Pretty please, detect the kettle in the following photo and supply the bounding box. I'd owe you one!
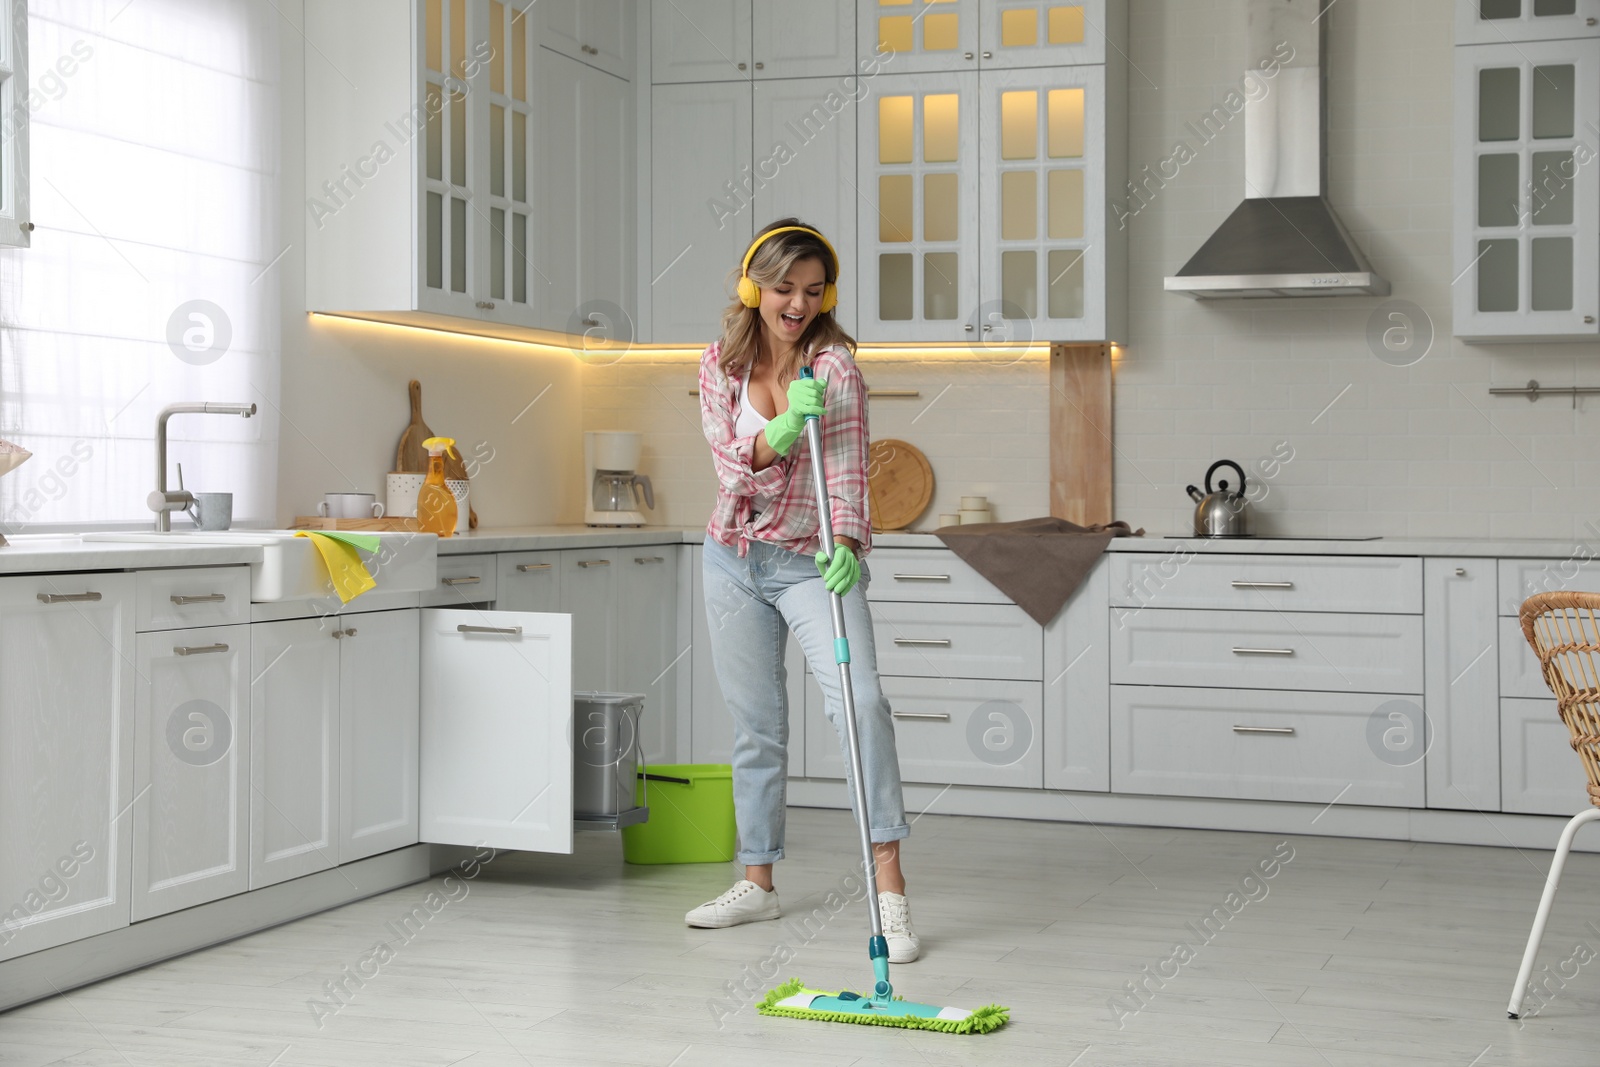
[1186,459,1250,537]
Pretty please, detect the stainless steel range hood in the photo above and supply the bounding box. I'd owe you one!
[1164,0,1388,299]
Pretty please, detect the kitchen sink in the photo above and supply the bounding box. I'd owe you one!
[78,530,438,602]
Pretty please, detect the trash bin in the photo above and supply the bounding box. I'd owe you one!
[621,764,736,864]
[572,692,645,819]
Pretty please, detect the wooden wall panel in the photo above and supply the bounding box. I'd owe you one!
[1049,342,1113,526]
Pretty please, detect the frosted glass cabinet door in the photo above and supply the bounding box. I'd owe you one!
[1455,0,1600,45]
[477,0,541,329]
[752,77,859,335]
[859,0,980,74]
[1453,39,1600,340]
[857,71,981,341]
[416,0,488,321]
[979,65,1105,341]
[979,0,1108,68]
[652,0,751,82]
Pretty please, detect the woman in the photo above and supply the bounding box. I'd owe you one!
[686,219,919,963]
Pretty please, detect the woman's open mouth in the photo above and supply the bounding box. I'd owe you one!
[780,312,805,330]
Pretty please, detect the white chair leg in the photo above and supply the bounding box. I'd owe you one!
[1507,806,1600,1018]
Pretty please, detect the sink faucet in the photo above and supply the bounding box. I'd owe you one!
[148,402,257,531]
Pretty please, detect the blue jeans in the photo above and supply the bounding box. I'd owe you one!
[702,537,909,865]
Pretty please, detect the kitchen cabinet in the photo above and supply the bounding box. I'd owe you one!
[1453,38,1600,341]
[652,0,854,84]
[423,553,499,607]
[561,547,622,691]
[495,549,562,611]
[305,0,635,341]
[419,608,574,853]
[132,625,250,922]
[0,574,135,963]
[1455,0,1600,45]
[616,548,685,767]
[1423,559,1501,812]
[539,0,633,80]
[859,0,1111,74]
[339,609,422,863]
[1044,554,1110,792]
[249,616,341,890]
[134,566,251,631]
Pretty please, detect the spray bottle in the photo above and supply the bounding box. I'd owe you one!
[417,436,458,537]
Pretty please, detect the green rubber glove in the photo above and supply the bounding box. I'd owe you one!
[762,377,827,457]
[815,542,860,597]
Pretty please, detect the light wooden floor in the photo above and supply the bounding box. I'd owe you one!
[3,808,1600,1066]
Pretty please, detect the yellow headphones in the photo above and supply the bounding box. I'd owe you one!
[737,225,839,314]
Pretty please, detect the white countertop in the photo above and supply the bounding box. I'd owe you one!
[0,535,263,574]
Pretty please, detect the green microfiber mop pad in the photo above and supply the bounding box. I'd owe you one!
[757,977,1010,1035]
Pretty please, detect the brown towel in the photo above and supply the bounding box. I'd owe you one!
[934,517,1144,626]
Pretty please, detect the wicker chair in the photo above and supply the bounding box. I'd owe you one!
[1507,592,1600,1019]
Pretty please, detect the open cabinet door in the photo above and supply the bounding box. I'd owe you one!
[419,609,573,853]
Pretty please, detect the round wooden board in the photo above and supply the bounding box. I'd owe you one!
[867,439,934,532]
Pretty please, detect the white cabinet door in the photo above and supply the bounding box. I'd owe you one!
[1423,559,1501,811]
[752,77,859,336]
[859,0,980,74]
[979,0,1110,68]
[339,609,421,863]
[496,550,562,611]
[616,549,684,766]
[479,0,543,328]
[652,0,751,82]
[979,64,1107,341]
[249,617,340,890]
[1044,555,1109,791]
[752,0,855,78]
[1455,0,1600,44]
[0,575,135,962]
[1501,696,1586,815]
[538,49,636,340]
[540,0,634,80]
[132,625,250,922]
[419,608,573,853]
[1453,39,1600,341]
[857,71,981,341]
[651,81,754,342]
[561,548,620,691]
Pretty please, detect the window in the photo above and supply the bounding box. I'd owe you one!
[0,0,29,248]
[0,0,280,530]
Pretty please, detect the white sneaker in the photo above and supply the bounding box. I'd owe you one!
[878,891,921,963]
[685,880,781,929]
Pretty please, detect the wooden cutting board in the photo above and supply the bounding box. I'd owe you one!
[866,438,933,532]
[394,379,477,527]
[292,516,424,532]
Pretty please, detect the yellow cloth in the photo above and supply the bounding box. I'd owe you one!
[294,531,377,603]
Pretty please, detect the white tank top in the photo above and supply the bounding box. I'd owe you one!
[735,368,770,440]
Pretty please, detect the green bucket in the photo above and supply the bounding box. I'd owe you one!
[622,764,736,864]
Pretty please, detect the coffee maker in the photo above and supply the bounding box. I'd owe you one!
[584,430,654,527]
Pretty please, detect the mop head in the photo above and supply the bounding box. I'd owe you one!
[758,978,1009,1034]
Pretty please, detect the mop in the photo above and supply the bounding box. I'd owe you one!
[756,368,1010,1036]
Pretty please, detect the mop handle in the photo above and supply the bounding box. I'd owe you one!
[799,368,887,952]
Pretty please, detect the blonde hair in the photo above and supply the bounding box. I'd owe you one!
[716,217,856,383]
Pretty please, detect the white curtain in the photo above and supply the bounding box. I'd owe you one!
[0,0,280,530]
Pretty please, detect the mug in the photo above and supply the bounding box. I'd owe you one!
[386,472,426,519]
[318,492,384,519]
[185,492,233,531]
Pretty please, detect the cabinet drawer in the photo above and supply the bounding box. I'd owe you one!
[805,675,1041,789]
[1501,697,1586,816]
[495,550,561,612]
[1111,685,1425,807]
[422,554,497,607]
[871,602,1041,681]
[1499,617,1548,699]
[865,548,1010,605]
[136,567,251,631]
[1112,609,1423,695]
[1109,554,1421,614]
[1498,558,1600,616]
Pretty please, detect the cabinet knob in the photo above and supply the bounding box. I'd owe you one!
[582,317,600,327]
[982,324,992,332]
[1585,315,1595,324]
[1589,17,1597,25]
[1455,567,1467,577]
[582,44,597,55]
[964,324,974,332]
[755,61,764,70]
[964,51,974,60]
[476,300,496,310]
[982,51,992,59]
[737,62,747,70]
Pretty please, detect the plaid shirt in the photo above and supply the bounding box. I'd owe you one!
[699,342,872,559]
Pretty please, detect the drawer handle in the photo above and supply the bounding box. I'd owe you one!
[458,624,522,636]
[442,576,482,586]
[892,711,952,722]
[577,559,611,568]
[332,627,358,639]
[635,556,664,564]
[38,592,102,604]
[1233,725,1296,736]
[893,638,952,647]
[175,643,229,656]
[170,593,227,605]
[893,574,951,582]
[516,562,552,572]
[1232,647,1295,657]
[1231,581,1294,590]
